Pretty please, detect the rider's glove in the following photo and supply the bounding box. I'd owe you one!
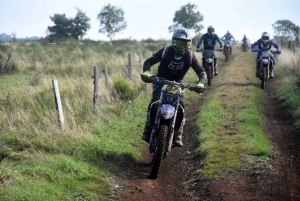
[276,50,281,54]
[141,71,152,83]
[193,82,205,93]
[142,71,151,77]
[197,82,204,88]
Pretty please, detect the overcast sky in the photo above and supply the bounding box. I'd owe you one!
[1,0,300,43]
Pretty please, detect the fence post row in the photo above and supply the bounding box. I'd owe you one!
[52,79,65,130]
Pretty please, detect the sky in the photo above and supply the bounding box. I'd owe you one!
[1,0,300,43]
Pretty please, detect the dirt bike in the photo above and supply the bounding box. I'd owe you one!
[141,75,204,179]
[197,48,222,86]
[254,49,278,89]
[242,40,249,52]
[222,39,235,61]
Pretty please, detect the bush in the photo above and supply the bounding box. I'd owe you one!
[113,78,140,101]
[140,38,156,43]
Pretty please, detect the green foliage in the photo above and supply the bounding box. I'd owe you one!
[140,38,156,43]
[272,19,300,43]
[168,3,204,34]
[48,13,73,40]
[97,4,127,41]
[71,8,91,40]
[113,78,141,101]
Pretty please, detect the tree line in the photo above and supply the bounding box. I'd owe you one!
[272,20,300,46]
[45,3,299,44]
[45,3,204,42]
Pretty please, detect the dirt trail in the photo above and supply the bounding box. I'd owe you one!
[117,48,300,201]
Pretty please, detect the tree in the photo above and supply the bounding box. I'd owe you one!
[272,20,300,45]
[47,14,72,40]
[11,31,17,42]
[168,3,204,34]
[97,4,127,41]
[71,8,91,40]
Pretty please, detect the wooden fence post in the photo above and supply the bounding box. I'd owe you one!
[139,54,143,73]
[127,53,132,79]
[293,43,296,54]
[93,66,99,113]
[104,64,109,90]
[52,79,65,130]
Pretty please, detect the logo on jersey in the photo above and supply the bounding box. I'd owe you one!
[168,61,184,72]
[206,38,214,47]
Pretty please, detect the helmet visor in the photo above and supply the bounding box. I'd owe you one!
[262,36,269,40]
[173,39,191,50]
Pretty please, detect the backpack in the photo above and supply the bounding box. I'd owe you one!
[161,46,193,67]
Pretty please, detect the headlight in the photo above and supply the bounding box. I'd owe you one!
[160,104,175,119]
[262,59,269,64]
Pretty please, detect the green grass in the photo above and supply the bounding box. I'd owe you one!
[238,89,270,156]
[0,98,148,200]
[0,41,156,200]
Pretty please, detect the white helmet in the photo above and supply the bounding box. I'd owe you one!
[261,32,270,44]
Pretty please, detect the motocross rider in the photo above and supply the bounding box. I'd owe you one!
[196,25,223,75]
[141,28,207,147]
[242,35,249,45]
[221,30,235,54]
[251,32,281,78]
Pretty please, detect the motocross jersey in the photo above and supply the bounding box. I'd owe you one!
[196,33,223,50]
[143,46,206,83]
[251,39,280,51]
[242,38,249,43]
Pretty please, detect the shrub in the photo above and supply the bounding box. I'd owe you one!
[113,78,140,101]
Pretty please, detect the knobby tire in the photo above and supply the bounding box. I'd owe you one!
[207,64,212,86]
[150,124,168,179]
[261,66,268,89]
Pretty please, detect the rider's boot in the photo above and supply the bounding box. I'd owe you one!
[270,65,275,78]
[230,46,232,54]
[141,112,151,143]
[173,118,185,147]
[214,58,218,75]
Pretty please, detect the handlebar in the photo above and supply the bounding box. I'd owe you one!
[141,75,205,93]
[252,48,279,54]
[196,48,223,52]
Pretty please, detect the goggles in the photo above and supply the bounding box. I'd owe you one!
[173,39,191,50]
[262,36,269,40]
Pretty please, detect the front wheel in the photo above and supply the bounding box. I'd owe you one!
[206,64,212,86]
[260,66,268,89]
[150,124,168,179]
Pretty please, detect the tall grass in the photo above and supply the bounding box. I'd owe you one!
[0,41,157,200]
[275,48,300,127]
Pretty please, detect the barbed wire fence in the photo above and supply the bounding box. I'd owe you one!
[50,53,144,129]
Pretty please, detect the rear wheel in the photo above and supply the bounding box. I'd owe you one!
[150,124,168,179]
